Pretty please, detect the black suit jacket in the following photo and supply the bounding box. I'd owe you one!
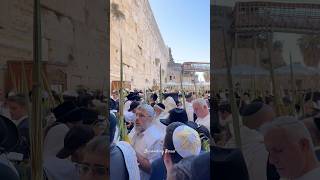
[0,162,19,180]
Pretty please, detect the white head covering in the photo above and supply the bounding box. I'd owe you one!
[163,96,177,113]
[124,111,136,123]
[124,101,132,112]
[172,125,201,158]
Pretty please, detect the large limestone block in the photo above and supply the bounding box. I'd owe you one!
[74,22,92,53]
[85,0,107,32]
[48,40,74,64]
[41,0,65,15]
[0,0,10,29]
[43,10,74,45]
[63,0,86,23]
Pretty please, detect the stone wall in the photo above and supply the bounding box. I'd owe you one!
[0,0,108,92]
[110,0,169,89]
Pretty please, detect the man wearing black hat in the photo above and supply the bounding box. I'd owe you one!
[56,125,95,163]
[124,101,140,132]
[160,107,188,126]
[150,93,158,107]
[44,101,83,158]
[7,94,30,160]
[123,92,141,114]
[43,125,94,180]
[150,108,210,180]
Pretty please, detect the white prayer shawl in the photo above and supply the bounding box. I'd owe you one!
[163,97,177,114]
[124,101,132,114]
[128,124,164,180]
[225,126,268,180]
[43,123,69,158]
[153,112,168,136]
[116,141,141,180]
[113,126,120,143]
[185,102,194,122]
[195,114,210,131]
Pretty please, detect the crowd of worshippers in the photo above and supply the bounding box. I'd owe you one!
[0,89,108,180]
[209,90,320,180]
[110,90,211,180]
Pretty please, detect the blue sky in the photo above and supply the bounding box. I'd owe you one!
[149,0,210,63]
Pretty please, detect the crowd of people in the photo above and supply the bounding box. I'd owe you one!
[110,89,211,180]
[210,89,320,180]
[2,85,320,179]
[0,88,108,180]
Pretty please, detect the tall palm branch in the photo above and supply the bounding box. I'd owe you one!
[111,2,129,141]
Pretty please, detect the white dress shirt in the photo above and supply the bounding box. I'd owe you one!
[195,114,210,131]
[128,124,164,180]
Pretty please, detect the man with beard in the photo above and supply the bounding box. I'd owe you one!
[128,103,164,180]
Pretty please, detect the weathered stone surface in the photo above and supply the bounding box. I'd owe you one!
[43,10,74,45]
[111,0,169,89]
[0,0,108,91]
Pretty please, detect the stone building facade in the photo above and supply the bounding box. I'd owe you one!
[212,3,320,91]
[110,0,169,90]
[0,0,108,92]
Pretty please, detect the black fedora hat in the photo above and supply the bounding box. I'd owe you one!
[150,93,158,101]
[81,108,98,125]
[160,108,188,126]
[127,92,139,101]
[185,93,192,99]
[56,125,95,159]
[128,101,140,112]
[52,101,81,123]
[0,115,19,152]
